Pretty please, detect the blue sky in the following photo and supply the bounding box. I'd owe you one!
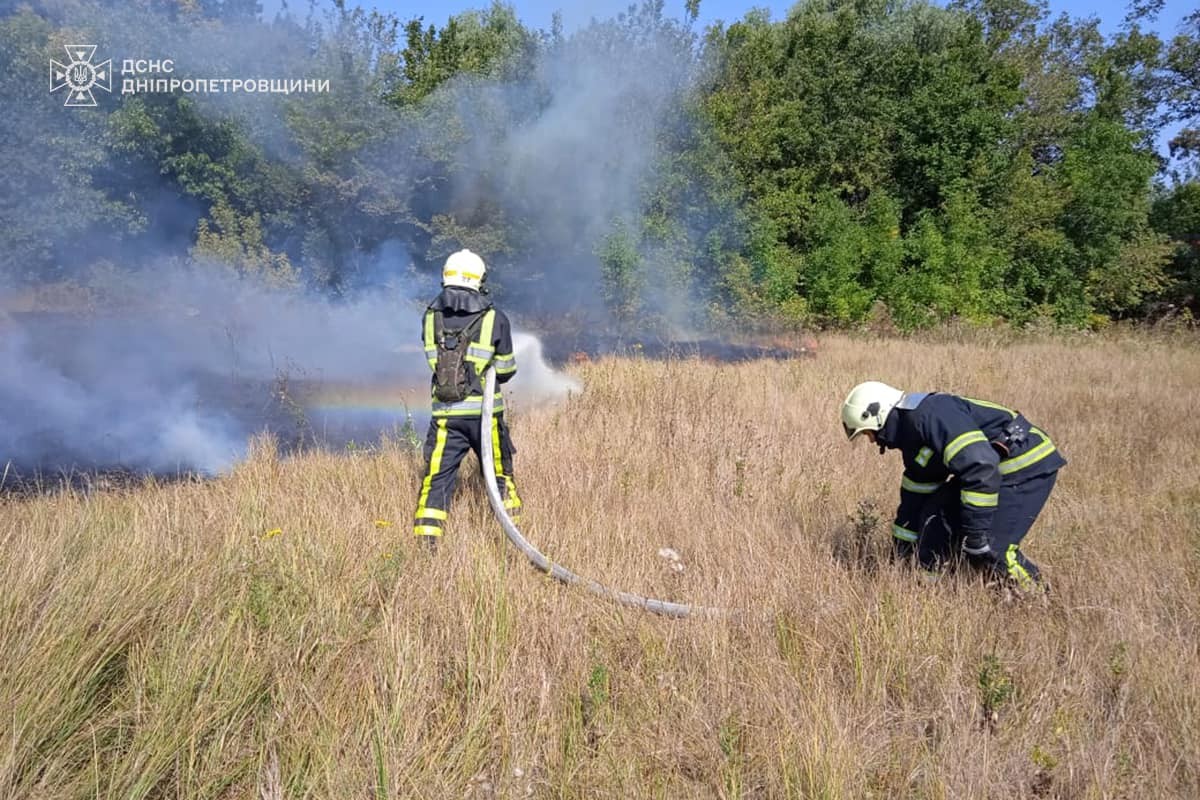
[279,0,1194,38]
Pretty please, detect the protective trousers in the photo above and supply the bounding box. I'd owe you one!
[413,414,522,538]
[897,472,1057,588]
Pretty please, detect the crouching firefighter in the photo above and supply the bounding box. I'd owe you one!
[840,382,1065,590]
[412,249,521,550]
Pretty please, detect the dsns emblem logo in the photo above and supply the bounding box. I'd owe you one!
[50,45,112,107]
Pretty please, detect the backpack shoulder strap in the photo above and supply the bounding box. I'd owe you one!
[465,309,498,373]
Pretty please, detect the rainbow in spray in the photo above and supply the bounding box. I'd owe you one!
[302,380,431,443]
[305,380,429,416]
[298,334,581,445]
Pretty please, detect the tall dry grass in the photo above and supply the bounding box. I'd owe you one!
[1,333,1198,799]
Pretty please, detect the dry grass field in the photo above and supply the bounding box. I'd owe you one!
[2,332,1198,799]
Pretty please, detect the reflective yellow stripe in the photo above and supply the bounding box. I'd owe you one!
[415,419,447,521]
[966,397,1017,418]
[490,415,504,486]
[914,446,933,467]
[423,312,436,368]
[961,490,999,508]
[943,431,988,466]
[1005,544,1035,589]
[901,475,941,494]
[999,430,1057,476]
[431,393,505,417]
[434,409,505,417]
[892,523,918,543]
[477,309,496,357]
[494,419,522,511]
[493,353,516,374]
[415,507,447,521]
[414,525,443,537]
[490,416,521,511]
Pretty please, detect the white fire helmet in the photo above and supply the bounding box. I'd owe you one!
[841,381,905,441]
[442,248,487,291]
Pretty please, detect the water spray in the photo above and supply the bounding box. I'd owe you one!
[479,366,725,619]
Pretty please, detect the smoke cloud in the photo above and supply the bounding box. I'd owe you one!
[2,270,419,473]
[0,0,707,475]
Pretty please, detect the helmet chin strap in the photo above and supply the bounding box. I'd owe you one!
[872,409,889,453]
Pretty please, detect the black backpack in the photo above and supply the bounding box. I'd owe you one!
[432,310,489,403]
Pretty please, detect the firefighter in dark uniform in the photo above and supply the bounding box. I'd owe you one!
[412,249,521,548]
[841,381,1065,589]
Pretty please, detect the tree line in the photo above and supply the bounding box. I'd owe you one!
[1,0,1198,330]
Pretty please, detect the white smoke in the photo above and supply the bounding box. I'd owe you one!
[0,269,582,474]
[507,332,583,409]
[0,1,707,475]
[1,264,411,473]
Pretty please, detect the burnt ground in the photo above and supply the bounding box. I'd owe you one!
[0,464,207,501]
[536,331,816,365]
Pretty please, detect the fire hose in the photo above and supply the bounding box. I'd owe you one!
[480,366,724,619]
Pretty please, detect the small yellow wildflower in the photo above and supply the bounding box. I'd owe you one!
[263,528,283,539]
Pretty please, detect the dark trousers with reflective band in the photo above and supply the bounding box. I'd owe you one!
[896,472,1057,586]
[413,414,521,537]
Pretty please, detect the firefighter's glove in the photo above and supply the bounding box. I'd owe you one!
[962,534,997,568]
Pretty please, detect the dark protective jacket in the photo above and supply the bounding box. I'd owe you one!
[875,392,1066,549]
[421,287,517,418]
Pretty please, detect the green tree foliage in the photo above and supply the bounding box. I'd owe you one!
[699,0,1031,325]
[388,2,541,108]
[697,0,1187,328]
[192,201,299,287]
[1,0,1197,330]
[0,10,142,283]
[1150,182,1200,308]
[1164,11,1200,180]
[596,219,643,324]
[1059,117,1171,318]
